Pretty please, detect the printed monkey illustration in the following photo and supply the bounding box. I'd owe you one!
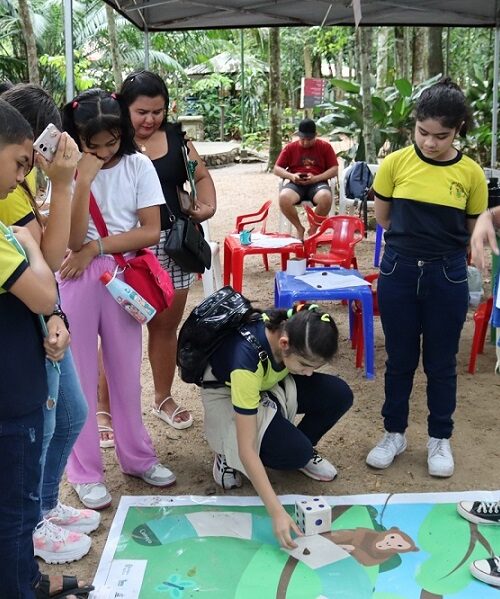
[324,526,419,567]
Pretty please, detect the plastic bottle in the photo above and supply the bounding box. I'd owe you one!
[100,271,156,324]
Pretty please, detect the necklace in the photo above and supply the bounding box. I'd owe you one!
[140,144,147,153]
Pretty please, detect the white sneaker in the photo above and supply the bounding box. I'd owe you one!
[141,463,176,487]
[366,432,407,469]
[470,556,500,587]
[73,482,112,510]
[213,453,242,490]
[299,450,337,481]
[33,519,91,564]
[44,501,101,534]
[427,437,454,477]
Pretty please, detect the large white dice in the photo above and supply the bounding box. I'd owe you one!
[294,496,331,535]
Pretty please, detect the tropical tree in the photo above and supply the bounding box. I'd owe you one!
[0,0,182,104]
[317,74,442,162]
[267,27,281,169]
[17,0,39,83]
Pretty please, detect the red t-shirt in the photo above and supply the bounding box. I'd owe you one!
[275,138,338,176]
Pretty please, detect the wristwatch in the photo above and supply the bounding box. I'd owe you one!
[44,305,70,332]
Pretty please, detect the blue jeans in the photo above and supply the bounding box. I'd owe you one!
[377,247,469,439]
[259,373,353,469]
[40,349,88,515]
[0,407,43,598]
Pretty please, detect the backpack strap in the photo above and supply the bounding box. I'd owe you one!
[200,330,268,389]
[238,327,269,374]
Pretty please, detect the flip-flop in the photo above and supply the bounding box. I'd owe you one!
[152,397,193,430]
[96,411,115,449]
[35,574,94,598]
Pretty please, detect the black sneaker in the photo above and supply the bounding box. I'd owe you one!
[470,556,500,587]
[457,501,500,525]
[212,453,242,490]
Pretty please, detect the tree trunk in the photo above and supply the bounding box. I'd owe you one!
[312,54,321,79]
[358,27,376,162]
[427,27,443,77]
[412,27,428,85]
[105,4,122,89]
[376,27,389,90]
[18,0,39,85]
[303,44,313,118]
[394,26,407,80]
[267,27,282,171]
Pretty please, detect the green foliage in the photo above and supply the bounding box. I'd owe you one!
[315,26,354,63]
[462,62,497,165]
[316,74,441,162]
[415,503,500,595]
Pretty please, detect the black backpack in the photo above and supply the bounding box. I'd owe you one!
[177,286,268,386]
[344,161,374,200]
[344,161,374,235]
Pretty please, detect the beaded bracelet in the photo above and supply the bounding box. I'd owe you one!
[97,237,104,256]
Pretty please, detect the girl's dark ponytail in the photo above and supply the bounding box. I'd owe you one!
[262,302,339,362]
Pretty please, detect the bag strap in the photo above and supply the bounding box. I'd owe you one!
[238,327,269,374]
[180,141,198,202]
[88,191,128,269]
[0,221,60,371]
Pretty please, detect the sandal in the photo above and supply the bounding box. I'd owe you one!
[35,574,94,598]
[152,396,193,430]
[96,411,114,449]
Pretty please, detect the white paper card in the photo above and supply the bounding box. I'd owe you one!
[282,534,350,569]
[295,271,369,290]
[91,560,147,599]
[186,511,252,539]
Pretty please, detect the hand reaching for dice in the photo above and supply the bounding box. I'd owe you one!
[273,508,302,549]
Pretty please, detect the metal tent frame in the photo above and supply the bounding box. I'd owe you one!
[62,0,500,164]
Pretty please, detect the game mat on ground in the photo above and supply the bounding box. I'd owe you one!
[90,491,500,599]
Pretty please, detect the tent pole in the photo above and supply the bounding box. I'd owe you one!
[492,26,499,168]
[144,25,150,69]
[63,0,74,102]
[240,29,245,150]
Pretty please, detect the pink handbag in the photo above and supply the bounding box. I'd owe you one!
[89,192,174,313]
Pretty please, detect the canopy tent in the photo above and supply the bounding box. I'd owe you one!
[97,1,499,31]
[62,0,500,164]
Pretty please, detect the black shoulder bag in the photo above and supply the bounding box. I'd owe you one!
[162,140,212,273]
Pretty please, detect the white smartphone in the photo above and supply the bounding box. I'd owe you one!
[33,123,62,162]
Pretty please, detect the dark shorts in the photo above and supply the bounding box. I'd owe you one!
[282,181,331,204]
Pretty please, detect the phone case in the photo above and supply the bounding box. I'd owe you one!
[33,123,61,161]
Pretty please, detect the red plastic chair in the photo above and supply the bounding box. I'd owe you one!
[304,205,329,242]
[223,201,304,293]
[234,200,272,270]
[351,273,379,368]
[303,215,365,269]
[234,200,272,234]
[468,296,493,374]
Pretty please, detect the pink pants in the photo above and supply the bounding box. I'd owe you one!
[58,256,158,483]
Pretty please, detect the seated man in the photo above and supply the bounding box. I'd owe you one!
[274,118,338,240]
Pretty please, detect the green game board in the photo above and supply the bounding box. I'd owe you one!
[91,492,500,598]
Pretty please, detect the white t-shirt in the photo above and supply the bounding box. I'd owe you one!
[85,152,165,243]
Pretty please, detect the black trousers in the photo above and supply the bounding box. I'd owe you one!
[259,373,353,470]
